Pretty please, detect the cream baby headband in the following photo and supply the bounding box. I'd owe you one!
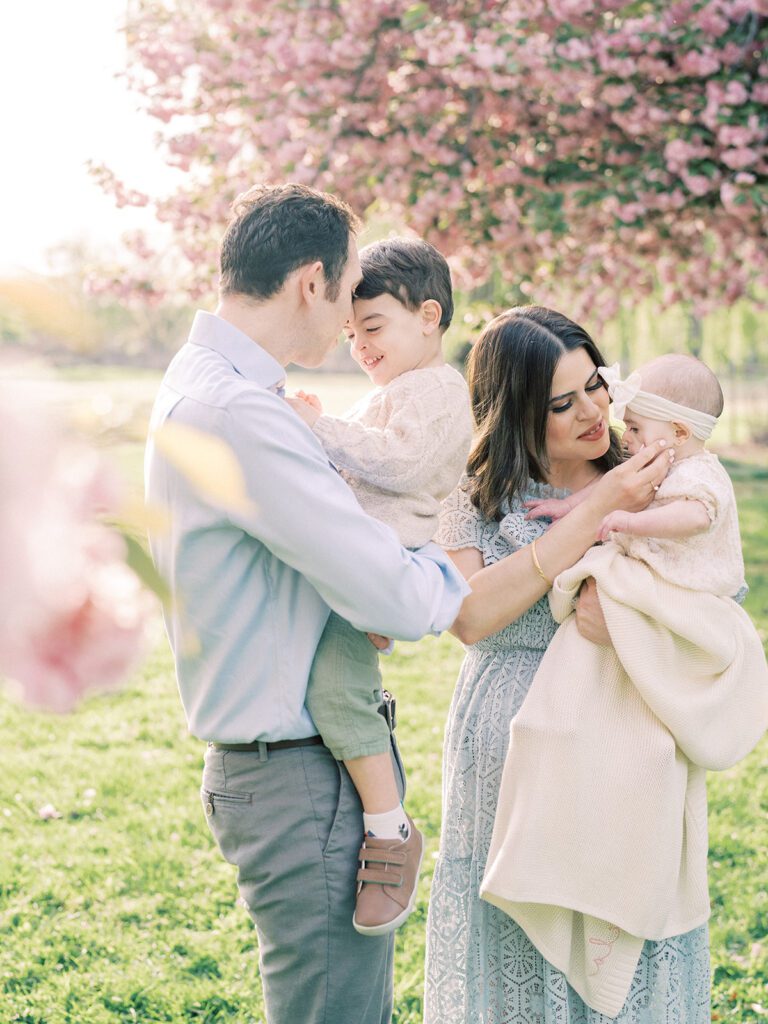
[597,363,718,441]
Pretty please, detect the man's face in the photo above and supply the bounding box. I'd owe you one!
[300,236,361,367]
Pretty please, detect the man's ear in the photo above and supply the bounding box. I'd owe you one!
[297,261,324,306]
[420,299,443,335]
[672,421,692,445]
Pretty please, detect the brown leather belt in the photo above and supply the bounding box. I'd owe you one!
[212,734,324,752]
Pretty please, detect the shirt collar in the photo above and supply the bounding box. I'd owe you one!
[188,310,286,392]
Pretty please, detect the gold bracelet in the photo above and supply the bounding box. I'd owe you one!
[530,538,553,588]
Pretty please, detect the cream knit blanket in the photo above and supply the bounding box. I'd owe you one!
[481,541,768,1018]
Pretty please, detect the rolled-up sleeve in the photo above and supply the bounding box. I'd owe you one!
[224,391,469,639]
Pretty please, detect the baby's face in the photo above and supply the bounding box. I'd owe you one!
[621,410,677,456]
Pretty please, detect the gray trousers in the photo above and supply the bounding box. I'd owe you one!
[201,741,401,1023]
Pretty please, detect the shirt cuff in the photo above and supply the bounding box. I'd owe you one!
[417,541,471,634]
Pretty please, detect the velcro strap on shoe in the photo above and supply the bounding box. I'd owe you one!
[356,866,404,886]
[357,847,408,866]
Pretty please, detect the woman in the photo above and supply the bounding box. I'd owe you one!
[424,307,709,1023]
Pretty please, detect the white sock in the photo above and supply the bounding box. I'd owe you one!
[363,805,410,841]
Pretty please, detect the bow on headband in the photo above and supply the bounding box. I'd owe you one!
[597,363,641,421]
[597,363,718,440]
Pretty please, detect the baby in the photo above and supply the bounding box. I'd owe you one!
[286,237,473,935]
[527,352,745,598]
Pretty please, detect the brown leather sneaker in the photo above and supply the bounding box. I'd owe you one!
[352,815,424,936]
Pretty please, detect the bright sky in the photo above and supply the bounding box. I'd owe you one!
[1,1,179,275]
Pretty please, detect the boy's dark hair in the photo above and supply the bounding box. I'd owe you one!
[219,183,360,301]
[356,237,454,329]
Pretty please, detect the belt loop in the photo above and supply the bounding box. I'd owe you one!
[258,740,268,763]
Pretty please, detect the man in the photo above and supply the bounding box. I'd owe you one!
[145,183,469,1023]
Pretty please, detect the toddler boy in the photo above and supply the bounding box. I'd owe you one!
[287,237,473,934]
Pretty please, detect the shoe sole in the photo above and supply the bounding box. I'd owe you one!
[352,842,425,937]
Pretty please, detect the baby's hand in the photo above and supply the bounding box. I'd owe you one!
[524,496,574,521]
[284,392,321,427]
[597,510,636,542]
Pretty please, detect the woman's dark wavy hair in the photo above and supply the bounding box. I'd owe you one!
[466,306,624,521]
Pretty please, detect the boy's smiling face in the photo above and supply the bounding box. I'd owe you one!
[345,293,443,387]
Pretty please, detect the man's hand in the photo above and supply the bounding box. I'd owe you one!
[284,391,322,427]
[596,510,636,542]
[574,577,611,646]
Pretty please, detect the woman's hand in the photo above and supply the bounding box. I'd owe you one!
[589,440,674,517]
[574,578,611,645]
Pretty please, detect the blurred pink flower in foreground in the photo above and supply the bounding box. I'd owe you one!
[0,389,149,712]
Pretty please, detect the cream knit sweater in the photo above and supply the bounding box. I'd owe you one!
[312,365,473,548]
[481,542,768,1017]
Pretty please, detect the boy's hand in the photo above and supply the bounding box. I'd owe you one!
[295,390,322,412]
[524,495,575,521]
[367,632,394,654]
[597,510,636,542]
[284,392,321,427]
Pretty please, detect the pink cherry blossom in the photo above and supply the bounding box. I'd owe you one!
[90,0,768,322]
[0,392,150,712]
[721,147,759,170]
[717,124,758,148]
[678,50,721,76]
[616,202,645,223]
[723,80,749,105]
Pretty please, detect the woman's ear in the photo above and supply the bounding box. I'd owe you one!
[420,299,443,335]
[672,421,692,446]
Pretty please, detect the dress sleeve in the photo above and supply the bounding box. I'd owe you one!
[654,456,725,525]
[437,478,486,551]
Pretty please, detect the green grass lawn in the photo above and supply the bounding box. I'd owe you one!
[0,359,766,1022]
[1,467,766,1023]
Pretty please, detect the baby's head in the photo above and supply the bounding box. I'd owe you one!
[346,237,453,386]
[615,354,723,458]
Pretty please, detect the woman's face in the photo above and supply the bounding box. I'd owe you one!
[545,347,611,466]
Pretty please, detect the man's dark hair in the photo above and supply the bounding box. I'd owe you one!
[466,306,624,520]
[219,183,360,301]
[355,237,454,329]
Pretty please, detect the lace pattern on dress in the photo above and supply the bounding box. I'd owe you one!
[425,477,711,1024]
[437,477,569,653]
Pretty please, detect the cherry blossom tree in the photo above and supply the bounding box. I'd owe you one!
[101,0,768,321]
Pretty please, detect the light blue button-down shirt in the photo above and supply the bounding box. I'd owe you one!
[145,311,469,743]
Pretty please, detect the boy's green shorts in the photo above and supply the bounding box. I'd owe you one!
[306,611,391,762]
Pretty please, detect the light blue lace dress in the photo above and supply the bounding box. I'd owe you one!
[424,479,710,1024]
